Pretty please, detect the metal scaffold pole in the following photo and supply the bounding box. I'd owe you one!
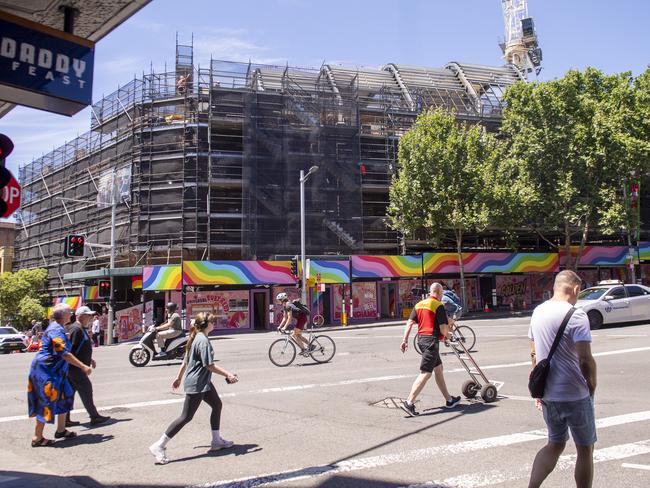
[107,167,117,345]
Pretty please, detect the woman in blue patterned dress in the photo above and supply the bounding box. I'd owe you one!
[28,304,92,447]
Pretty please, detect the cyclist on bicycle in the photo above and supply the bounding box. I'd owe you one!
[276,293,314,356]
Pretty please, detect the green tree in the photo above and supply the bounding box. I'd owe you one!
[0,268,48,328]
[387,109,501,306]
[499,68,650,269]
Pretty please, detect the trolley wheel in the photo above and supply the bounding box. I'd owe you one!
[587,310,603,330]
[480,384,498,403]
[413,333,422,355]
[461,379,479,399]
[129,348,151,367]
[268,338,296,367]
[309,335,336,363]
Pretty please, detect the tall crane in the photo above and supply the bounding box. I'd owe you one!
[500,0,542,77]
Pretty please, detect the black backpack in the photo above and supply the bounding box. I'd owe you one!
[291,299,311,317]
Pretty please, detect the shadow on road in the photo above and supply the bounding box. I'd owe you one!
[53,433,115,447]
[168,443,262,463]
[0,471,189,488]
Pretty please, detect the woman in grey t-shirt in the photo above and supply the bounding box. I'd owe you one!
[149,313,238,464]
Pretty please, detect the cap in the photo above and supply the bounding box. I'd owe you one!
[75,306,97,316]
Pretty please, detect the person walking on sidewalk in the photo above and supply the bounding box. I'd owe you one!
[149,312,238,464]
[65,306,110,427]
[399,283,461,416]
[528,270,597,488]
[91,315,101,347]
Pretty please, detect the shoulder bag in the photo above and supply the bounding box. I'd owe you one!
[528,307,575,398]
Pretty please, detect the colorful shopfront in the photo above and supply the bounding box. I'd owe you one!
[559,246,634,286]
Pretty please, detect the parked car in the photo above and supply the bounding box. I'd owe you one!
[576,280,650,329]
[0,326,28,353]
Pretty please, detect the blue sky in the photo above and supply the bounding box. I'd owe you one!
[1,0,649,176]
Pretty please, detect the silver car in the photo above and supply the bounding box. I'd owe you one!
[576,280,650,329]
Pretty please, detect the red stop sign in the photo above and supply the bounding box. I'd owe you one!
[1,172,21,218]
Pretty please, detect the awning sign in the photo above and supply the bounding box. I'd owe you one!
[0,11,95,116]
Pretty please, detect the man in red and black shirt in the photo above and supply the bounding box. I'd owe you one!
[399,283,461,416]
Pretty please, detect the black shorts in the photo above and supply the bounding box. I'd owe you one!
[418,335,442,373]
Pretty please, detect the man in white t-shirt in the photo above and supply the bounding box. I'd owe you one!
[91,316,101,347]
[527,270,597,488]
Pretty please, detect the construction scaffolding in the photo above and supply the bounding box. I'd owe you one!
[15,40,524,295]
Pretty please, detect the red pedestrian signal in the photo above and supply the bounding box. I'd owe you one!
[98,280,111,298]
[64,235,85,257]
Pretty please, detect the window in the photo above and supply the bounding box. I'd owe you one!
[626,286,647,297]
[608,287,626,299]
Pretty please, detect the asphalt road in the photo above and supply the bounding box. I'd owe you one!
[1,317,649,488]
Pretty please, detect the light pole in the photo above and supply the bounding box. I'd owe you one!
[300,165,319,305]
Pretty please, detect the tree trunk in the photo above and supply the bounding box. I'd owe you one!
[456,230,467,309]
[575,219,590,274]
[563,221,574,271]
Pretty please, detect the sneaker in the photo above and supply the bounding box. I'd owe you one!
[308,344,316,352]
[445,396,461,409]
[399,400,419,417]
[90,415,111,425]
[298,350,309,357]
[210,437,234,450]
[149,443,169,464]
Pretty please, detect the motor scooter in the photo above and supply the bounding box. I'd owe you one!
[129,325,187,367]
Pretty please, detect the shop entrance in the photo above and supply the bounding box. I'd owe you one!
[317,287,332,324]
[379,282,397,319]
[479,276,494,310]
[251,290,268,330]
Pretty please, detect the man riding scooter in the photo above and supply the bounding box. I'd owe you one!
[155,302,183,357]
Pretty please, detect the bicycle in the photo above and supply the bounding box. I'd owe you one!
[413,317,476,354]
[268,322,336,367]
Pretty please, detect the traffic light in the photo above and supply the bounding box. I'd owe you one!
[64,234,85,257]
[0,134,14,217]
[290,256,298,278]
[98,280,111,298]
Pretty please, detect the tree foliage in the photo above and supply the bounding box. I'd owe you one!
[0,268,48,328]
[387,109,502,304]
[499,67,650,269]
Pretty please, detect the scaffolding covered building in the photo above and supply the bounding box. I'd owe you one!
[15,41,525,295]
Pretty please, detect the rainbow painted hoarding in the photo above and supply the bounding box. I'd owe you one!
[351,256,422,279]
[558,246,628,267]
[309,260,350,283]
[423,252,558,274]
[183,261,296,285]
[143,265,182,291]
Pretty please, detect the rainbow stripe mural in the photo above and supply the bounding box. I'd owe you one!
[351,255,422,279]
[53,296,82,309]
[637,242,650,262]
[184,261,297,285]
[424,252,558,274]
[309,260,350,284]
[84,286,99,301]
[143,265,182,291]
[131,275,143,289]
[559,246,628,266]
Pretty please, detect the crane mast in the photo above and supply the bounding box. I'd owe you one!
[500,0,542,77]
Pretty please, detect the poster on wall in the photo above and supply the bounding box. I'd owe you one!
[186,291,249,330]
[352,282,378,319]
[115,304,144,341]
[530,274,555,303]
[495,275,532,310]
[398,279,422,318]
[331,284,345,322]
[143,301,154,331]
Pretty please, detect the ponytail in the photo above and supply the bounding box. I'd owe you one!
[185,312,212,354]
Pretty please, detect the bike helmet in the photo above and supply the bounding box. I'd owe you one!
[276,292,288,302]
[166,302,177,311]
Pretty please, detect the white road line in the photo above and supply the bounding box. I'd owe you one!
[405,440,650,488]
[622,463,650,471]
[187,411,650,488]
[3,345,649,424]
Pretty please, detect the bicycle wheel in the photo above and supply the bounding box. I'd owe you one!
[269,338,296,367]
[454,325,476,351]
[413,333,422,355]
[312,314,324,327]
[309,335,336,363]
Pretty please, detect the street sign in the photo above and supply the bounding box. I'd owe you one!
[1,171,20,217]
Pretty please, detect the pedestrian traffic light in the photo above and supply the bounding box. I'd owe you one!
[0,134,15,217]
[98,280,111,298]
[290,256,298,278]
[64,234,85,257]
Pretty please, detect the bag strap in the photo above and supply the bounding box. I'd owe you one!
[547,307,576,362]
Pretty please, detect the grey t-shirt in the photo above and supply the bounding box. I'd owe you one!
[183,333,214,394]
[528,300,592,402]
[169,312,182,331]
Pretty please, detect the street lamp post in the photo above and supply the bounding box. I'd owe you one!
[299,165,319,305]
